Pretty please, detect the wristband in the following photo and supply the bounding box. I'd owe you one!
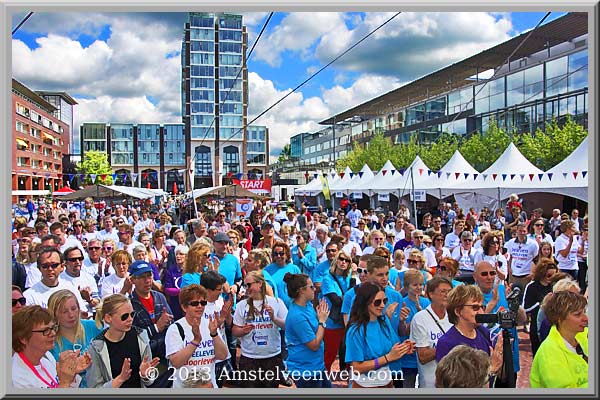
[210,332,218,338]
[190,341,200,347]
[384,355,389,364]
[374,357,380,369]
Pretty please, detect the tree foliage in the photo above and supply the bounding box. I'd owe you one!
[278,144,291,163]
[77,150,114,185]
[336,118,587,173]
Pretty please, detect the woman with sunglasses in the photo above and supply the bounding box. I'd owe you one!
[283,272,331,388]
[100,250,133,299]
[83,219,99,242]
[12,305,91,388]
[434,258,463,289]
[165,284,227,388]
[12,285,26,314]
[396,249,432,295]
[431,233,451,266]
[362,230,393,256]
[451,230,480,284]
[530,291,588,388]
[528,217,554,248]
[69,219,86,245]
[265,241,301,309]
[244,249,276,297]
[474,231,508,282]
[320,250,354,372]
[88,293,161,388]
[48,289,103,387]
[181,242,212,288]
[345,282,413,388]
[522,258,558,356]
[435,285,503,381]
[97,239,117,281]
[232,271,288,388]
[15,236,40,289]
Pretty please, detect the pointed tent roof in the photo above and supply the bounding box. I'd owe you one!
[294,172,325,196]
[329,166,354,191]
[375,155,439,195]
[436,150,480,187]
[480,142,543,176]
[346,164,375,193]
[365,160,397,192]
[546,136,588,177]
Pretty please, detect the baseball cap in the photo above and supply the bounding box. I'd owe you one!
[129,260,153,277]
[261,222,274,231]
[214,232,233,245]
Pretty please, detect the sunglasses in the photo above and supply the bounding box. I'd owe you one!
[414,236,423,239]
[338,258,351,263]
[373,298,389,307]
[103,247,113,251]
[463,239,473,242]
[273,251,285,256]
[326,249,337,253]
[120,311,136,321]
[39,262,61,270]
[435,238,444,242]
[32,324,60,336]
[491,240,500,244]
[74,224,83,227]
[479,270,497,277]
[12,297,26,306]
[18,238,31,244]
[66,256,84,262]
[188,300,208,307]
[463,303,484,311]
[407,259,419,264]
[357,267,368,274]
[88,246,101,250]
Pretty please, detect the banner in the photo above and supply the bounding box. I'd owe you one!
[236,199,253,218]
[378,193,390,202]
[232,178,272,194]
[352,192,363,200]
[335,191,343,198]
[320,175,331,201]
[410,190,427,202]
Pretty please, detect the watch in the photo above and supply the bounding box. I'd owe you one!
[318,322,327,328]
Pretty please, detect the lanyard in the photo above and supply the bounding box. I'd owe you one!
[18,352,59,388]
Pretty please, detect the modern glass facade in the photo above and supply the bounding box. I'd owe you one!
[110,123,134,165]
[164,124,186,166]
[247,125,267,166]
[137,123,161,166]
[82,123,107,152]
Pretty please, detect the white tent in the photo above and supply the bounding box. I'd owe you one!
[373,155,441,198]
[344,164,375,194]
[329,166,353,192]
[294,175,323,197]
[362,160,397,196]
[436,150,480,192]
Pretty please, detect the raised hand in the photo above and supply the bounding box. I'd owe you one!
[208,312,222,335]
[264,304,275,320]
[140,355,161,379]
[385,302,399,320]
[399,302,410,322]
[56,350,79,385]
[114,358,132,387]
[316,298,330,323]
[387,341,411,362]
[74,351,92,373]
[241,323,254,336]
[489,335,504,374]
[220,295,234,320]
[191,318,201,342]
[156,307,173,332]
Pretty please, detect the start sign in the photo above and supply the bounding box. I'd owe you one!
[232,179,272,194]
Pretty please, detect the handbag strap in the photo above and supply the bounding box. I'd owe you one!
[425,308,446,335]
[330,272,349,295]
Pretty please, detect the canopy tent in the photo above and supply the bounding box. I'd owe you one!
[372,155,442,198]
[186,185,264,200]
[328,166,354,192]
[343,164,375,194]
[435,150,480,191]
[294,172,328,197]
[59,185,167,201]
[52,186,76,196]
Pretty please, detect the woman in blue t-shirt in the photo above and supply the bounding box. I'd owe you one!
[345,282,414,388]
[283,272,331,388]
[48,289,103,387]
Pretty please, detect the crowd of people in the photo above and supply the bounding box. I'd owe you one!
[11,195,589,389]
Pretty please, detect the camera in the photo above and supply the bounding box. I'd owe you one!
[475,286,521,330]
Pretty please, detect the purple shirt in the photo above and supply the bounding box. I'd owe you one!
[164,264,184,319]
[435,325,492,362]
[394,239,414,252]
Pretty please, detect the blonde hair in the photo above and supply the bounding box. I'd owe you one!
[329,250,352,277]
[185,242,212,274]
[407,248,426,269]
[248,248,271,269]
[95,293,130,327]
[48,289,85,352]
[403,269,425,289]
[245,271,267,321]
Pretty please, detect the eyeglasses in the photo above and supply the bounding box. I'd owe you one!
[244,281,259,287]
[188,300,208,307]
[273,251,285,256]
[32,324,60,336]
[39,262,61,270]
[66,256,84,262]
[479,270,497,277]
[117,231,129,235]
[74,224,83,227]
[120,311,136,321]
[462,239,473,242]
[491,240,499,245]
[372,298,389,307]
[88,246,101,250]
[414,236,423,239]
[424,242,432,245]
[435,238,444,242]
[534,224,544,227]
[437,265,448,271]
[338,258,351,263]
[103,247,113,251]
[462,304,484,311]
[407,259,419,264]
[357,267,368,274]
[326,249,337,253]
[18,238,31,244]
[12,297,26,306]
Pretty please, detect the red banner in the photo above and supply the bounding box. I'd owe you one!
[233,179,272,194]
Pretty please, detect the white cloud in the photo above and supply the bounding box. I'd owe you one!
[253,12,346,67]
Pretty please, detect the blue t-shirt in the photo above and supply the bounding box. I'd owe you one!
[321,272,352,329]
[345,316,401,372]
[481,284,520,372]
[436,325,492,362]
[313,260,332,285]
[341,283,360,316]
[264,262,301,309]
[285,302,325,375]
[291,244,317,279]
[51,319,103,387]
[260,269,279,298]
[180,272,201,289]
[389,268,400,289]
[392,295,431,369]
[214,253,242,286]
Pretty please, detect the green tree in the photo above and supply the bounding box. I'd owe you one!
[420,132,460,171]
[278,144,291,163]
[518,116,588,170]
[336,132,401,172]
[77,150,114,185]
[460,119,512,171]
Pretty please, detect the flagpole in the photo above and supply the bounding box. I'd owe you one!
[410,165,417,226]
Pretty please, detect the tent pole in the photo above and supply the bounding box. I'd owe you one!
[411,166,417,226]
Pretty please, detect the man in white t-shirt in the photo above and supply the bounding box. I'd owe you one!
[410,277,453,388]
[554,220,581,281]
[310,224,331,263]
[346,202,363,228]
[340,223,363,258]
[165,284,228,388]
[505,223,539,292]
[23,247,88,315]
[444,219,464,252]
[60,246,100,316]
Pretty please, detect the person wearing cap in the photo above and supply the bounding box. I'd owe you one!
[212,209,231,234]
[257,222,277,250]
[451,230,481,284]
[264,212,281,234]
[129,259,173,381]
[282,209,299,231]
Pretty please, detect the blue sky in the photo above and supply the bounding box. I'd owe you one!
[12,11,568,158]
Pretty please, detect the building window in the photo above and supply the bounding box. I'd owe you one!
[195,145,213,176]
